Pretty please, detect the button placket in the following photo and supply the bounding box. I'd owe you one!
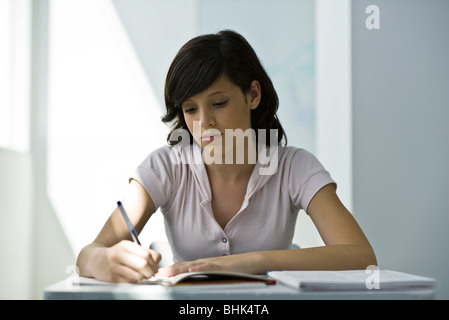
[219,234,230,256]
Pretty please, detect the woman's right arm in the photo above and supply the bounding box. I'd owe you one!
[76,179,161,282]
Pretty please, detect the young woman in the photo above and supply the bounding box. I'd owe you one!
[76,30,377,282]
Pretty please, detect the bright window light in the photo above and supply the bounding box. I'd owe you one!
[0,0,31,152]
[48,0,167,254]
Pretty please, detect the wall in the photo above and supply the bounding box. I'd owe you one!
[352,0,449,299]
[0,149,33,299]
[32,0,75,299]
[111,0,199,108]
[0,148,75,299]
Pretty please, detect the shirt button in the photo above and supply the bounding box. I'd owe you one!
[222,238,228,243]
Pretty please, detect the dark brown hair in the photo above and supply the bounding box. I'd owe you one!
[162,30,287,146]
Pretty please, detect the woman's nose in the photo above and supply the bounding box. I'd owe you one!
[199,107,215,128]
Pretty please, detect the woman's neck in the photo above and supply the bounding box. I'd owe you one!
[205,161,255,184]
[202,133,258,182]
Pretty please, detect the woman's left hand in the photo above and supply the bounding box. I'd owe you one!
[156,252,258,277]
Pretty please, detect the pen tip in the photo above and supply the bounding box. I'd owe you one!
[117,201,121,206]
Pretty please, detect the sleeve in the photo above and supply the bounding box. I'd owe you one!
[287,148,336,212]
[129,146,177,210]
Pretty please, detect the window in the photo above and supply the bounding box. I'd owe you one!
[0,0,31,152]
[47,0,167,253]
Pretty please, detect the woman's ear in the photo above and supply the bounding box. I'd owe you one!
[248,80,261,110]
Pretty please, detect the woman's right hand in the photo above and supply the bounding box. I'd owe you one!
[76,180,159,282]
[85,240,161,283]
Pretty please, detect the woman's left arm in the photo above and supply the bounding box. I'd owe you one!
[158,184,377,276]
[307,183,377,267]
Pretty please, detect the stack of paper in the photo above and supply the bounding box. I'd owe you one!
[267,270,436,291]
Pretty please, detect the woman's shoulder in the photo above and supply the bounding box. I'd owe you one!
[138,144,201,179]
[139,145,178,165]
[278,145,318,163]
[148,145,173,157]
[276,146,327,177]
[136,145,185,180]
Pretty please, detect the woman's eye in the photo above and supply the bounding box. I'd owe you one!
[183,107,196,114]
[213,100,228,108]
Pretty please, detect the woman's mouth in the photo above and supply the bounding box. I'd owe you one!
[202,136,215,143]
[201,131,222,143]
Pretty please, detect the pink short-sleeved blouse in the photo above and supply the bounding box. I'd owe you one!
[131,142,335,263]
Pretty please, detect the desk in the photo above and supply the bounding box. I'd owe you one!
[44,280,435,300]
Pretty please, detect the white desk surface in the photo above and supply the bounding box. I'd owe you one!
[44,279,435,300]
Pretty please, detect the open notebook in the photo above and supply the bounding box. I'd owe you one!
[267,270,436,291]
[77,271,274,286]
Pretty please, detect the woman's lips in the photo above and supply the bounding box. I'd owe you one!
[201,132,222,143]
[202,136,215,142]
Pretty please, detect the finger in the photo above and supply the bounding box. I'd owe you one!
[122,253,155,279]
[188,264,206,272]
[188,261,217,273]
[110,263,145,283]
[157,262,192,277]
[120,240,150,257]
[149,249,162,264]
[120,241,159,274]
[116,241,159,277]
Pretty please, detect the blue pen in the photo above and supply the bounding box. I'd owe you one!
[117,201,141,245]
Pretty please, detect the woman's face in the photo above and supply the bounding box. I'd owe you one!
[181,74,261,151]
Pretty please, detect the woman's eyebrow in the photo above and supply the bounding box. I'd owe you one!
[207,90,227,97]
[183,90,228,104]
